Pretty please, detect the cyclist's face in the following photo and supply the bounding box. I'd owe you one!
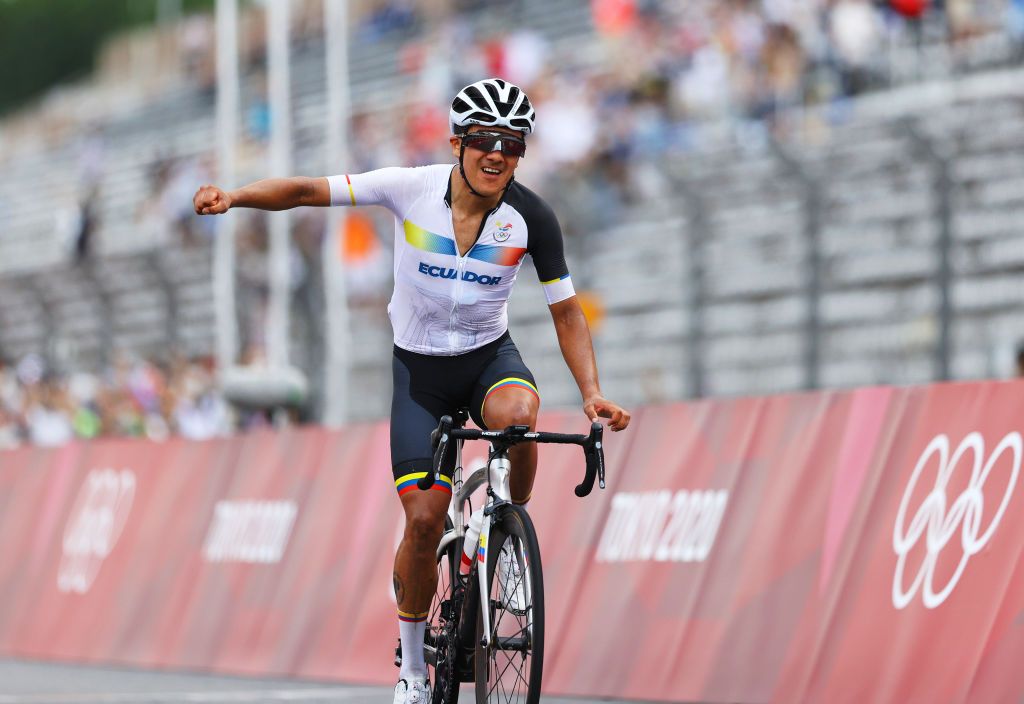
[450,125,523,196]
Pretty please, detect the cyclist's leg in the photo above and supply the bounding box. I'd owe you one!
[391,347,459,683]
[394,486,450,659]
[470,335,539,505]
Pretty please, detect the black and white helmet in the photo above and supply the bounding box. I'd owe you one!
[449,78,536,136]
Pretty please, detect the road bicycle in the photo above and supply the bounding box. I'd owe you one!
[404,409,605,703]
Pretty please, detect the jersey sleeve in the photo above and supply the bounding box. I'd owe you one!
[326,167,422,215]
[526,199,576,305]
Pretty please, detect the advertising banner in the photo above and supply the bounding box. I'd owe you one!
[1,381,1023,702]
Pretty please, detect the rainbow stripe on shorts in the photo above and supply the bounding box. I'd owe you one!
[395,471,453,497]
[481,377,540,420]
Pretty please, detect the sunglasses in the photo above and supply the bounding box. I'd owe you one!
[461,131,527,158]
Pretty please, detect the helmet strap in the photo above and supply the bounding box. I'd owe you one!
[458,142,486,198]
[458,140,514,200]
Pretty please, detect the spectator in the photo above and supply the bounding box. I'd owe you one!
[171,359,231,440]
[73,187,99,263]
[533,78,600,166]
[360,0,419,41]
[0,406,21,450]
[23,379,74,447]
[829,0,884,96]
[338,211,391,303]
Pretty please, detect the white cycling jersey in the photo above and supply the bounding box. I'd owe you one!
[327,164,575,356]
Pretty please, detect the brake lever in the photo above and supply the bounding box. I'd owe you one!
[574,422,604,498]
[420,415,452,491]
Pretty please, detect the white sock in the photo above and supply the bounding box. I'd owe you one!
[399,618,427,680]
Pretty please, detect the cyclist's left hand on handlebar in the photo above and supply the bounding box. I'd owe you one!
[583,395,630,431]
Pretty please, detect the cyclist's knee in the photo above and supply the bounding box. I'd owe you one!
[484,391,538,430]
[402,503,445,550]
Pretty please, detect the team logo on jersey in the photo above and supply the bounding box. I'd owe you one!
[419,262,503,286]
[494,222,513,242]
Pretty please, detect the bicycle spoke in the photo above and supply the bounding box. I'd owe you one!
[494,648,527,689]
[490,652,527,702]
[489,576,530,698]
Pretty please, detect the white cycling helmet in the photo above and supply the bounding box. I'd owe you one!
[449,78,536,136]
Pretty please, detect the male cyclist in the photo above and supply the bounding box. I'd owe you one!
[193,78,630,703]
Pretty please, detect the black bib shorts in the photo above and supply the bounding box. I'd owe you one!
[390,331,538,497]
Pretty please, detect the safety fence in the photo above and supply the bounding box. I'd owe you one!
[1,381,1023,702]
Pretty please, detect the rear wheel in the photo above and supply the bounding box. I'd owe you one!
[474,504,544,704]
[427,518,462,703]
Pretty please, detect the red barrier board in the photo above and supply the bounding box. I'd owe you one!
[1,381,1023,702]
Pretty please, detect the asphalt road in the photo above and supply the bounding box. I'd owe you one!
[0,659,653,704]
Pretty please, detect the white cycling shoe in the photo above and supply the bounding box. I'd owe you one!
[497,546,527,612]
[393,676,431,704]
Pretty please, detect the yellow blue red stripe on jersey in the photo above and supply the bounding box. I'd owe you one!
[404,220,457,255]
[468,244,527,266]
[482,377,539,419]
[395,471,453,497]
[541,273,570,285]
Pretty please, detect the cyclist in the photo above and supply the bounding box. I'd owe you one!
[193,78,630,703]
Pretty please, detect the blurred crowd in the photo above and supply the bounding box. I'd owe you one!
[19,0,1024,262]
[0,353,235,450]
[3,0,1024,448]
[340,0,1024,237]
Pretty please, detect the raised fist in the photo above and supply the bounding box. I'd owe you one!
[193,184,231,215]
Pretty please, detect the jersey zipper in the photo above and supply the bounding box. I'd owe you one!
[447,195,504,350]
[446,203,460,349]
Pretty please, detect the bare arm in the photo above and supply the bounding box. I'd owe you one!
[549,296,631,431]
[193,176,331,215]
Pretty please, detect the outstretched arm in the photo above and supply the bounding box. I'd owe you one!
[193,176,331,215]
[549,296,631,431]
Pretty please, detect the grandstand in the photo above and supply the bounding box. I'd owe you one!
[1,0,1023,432]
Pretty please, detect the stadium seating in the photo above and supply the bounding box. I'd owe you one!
[2,3,1024,428]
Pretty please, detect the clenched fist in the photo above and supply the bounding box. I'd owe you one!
[193,184,232,215]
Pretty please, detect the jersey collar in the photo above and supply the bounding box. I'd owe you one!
[445,166,514,211]
[444,166,454,207]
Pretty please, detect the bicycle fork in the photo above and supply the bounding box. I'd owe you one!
[476,453,511,647]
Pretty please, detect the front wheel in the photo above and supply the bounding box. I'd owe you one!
[475,504,544,704]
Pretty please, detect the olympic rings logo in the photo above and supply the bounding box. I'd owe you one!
[58,469,136,594]
[892,432,1021,609]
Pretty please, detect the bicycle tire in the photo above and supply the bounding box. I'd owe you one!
[474,504,544,704]
[427,518,462,704]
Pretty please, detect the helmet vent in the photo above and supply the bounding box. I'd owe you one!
[483,82,502,104]
[464,86,487,107]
